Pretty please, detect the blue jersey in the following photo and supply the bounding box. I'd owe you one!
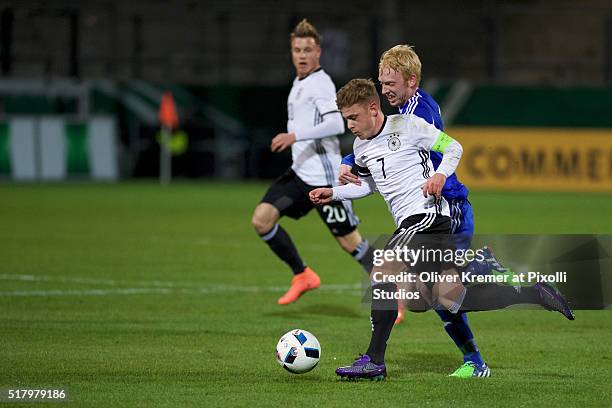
[342,88,468,200]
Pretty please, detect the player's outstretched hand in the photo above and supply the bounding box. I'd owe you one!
[270,133,297,152]
[338,164,361,186]
[421,173,446,198]
[309,188,333,205]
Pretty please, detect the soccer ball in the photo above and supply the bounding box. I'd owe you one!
[276,329,321,374]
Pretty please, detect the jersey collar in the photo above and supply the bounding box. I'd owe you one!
[399,88,421,114]
[298,66,323,81]
[367,115,387,140]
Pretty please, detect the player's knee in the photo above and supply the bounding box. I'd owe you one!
[337,239,356,253]
[251,212,272,235]
[252,203,280,235]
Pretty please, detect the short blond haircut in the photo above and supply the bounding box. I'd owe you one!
[336,78,380,110]
[290,18,321,45]
[379,45,422,84]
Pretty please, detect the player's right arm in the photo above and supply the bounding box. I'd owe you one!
[293,92,344,142]
[272,82,344,152]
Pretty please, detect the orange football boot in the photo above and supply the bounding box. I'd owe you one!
[277,267,321,305]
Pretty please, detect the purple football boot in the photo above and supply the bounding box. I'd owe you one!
[336,354,386,381]
[534,282,575,320]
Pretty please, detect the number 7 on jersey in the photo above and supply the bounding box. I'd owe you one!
[376,157,386,178]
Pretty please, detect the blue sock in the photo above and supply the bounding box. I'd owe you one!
[465,259,490,277]
[436,310,484,366]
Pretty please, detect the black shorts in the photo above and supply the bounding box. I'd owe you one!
[384,213,454,274]
[388,213,452,246]
[260,169,359,237]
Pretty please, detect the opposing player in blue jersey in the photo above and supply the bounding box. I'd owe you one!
[339,45,506,378]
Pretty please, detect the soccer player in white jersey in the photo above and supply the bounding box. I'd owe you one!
[310,79,574,380]
[251,19,371,305]
[338,44,510,378]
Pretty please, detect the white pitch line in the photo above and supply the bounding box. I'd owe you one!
[0,273,363,297]
[0,273,263,288]
[0,273,362,291]
[0,287,363,297]
[0,273,121,286]
[0,288,173,297]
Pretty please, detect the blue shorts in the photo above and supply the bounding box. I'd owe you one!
[448,198,474,250]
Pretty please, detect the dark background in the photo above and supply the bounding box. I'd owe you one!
[1,0,611,179]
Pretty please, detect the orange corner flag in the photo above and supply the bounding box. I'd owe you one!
[159,91,179,130]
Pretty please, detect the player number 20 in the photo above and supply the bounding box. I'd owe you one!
[322,205,347,223]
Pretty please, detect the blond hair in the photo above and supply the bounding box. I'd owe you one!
[379,45,422,84]
[336,78,380,110]
[290,19,321,45]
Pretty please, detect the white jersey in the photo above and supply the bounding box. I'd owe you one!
[287,68,342,186]
[353,114,450,226]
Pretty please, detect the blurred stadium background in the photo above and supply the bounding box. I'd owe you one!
[0,0,611,189]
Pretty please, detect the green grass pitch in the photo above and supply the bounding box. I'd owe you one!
[1,183,610,407]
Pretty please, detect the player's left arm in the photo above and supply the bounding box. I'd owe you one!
[271,98,344,152]
[420,129,463,198]
[310,176,375,205]
[310,159,375,205]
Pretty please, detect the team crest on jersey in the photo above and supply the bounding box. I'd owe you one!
[388,134,401,151]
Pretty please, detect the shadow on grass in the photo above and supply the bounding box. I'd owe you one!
[264,303,362,319]
[391,352,457,375]
[392,355,575,379]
